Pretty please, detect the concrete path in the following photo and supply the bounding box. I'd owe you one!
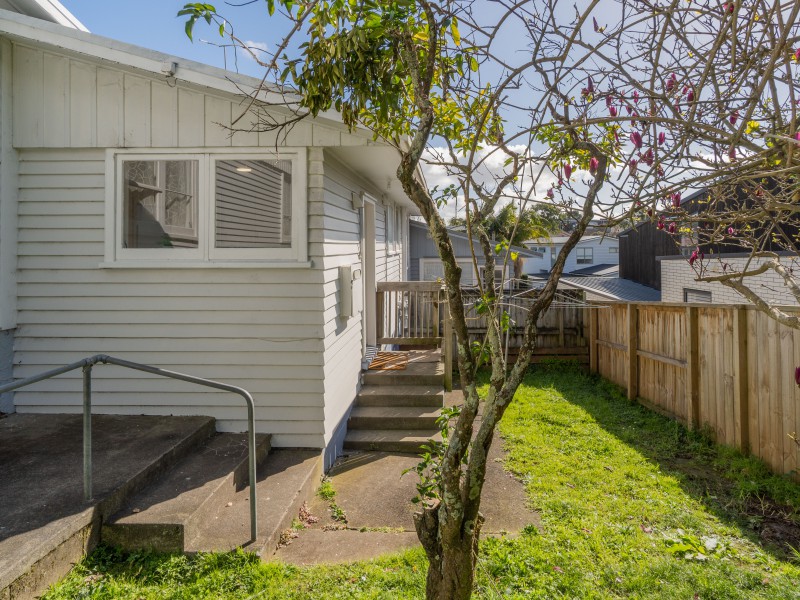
[272,389,539,565]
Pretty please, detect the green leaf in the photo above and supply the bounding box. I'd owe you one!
[267,0,275,16]
[469,56,479,72]
[219,22,225,36]
[450,17,461,46]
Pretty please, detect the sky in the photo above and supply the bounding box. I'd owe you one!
[67,1,286,78]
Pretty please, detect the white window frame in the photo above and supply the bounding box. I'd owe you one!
[609,247,619,254]
[576,247,594,264]
[105,148,308,266]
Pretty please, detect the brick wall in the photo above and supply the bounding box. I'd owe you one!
[660,256,800,304]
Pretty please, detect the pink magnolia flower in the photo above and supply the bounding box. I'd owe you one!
[730,110,739,125]
[658,132,666,145]
[593,17,601,32]
[564,163,573,179]
[795,48,800,62]
[729,147,737,161]
[723,2,734,14]
[589,157,600,174]
[626,105,633,115]
[668,222,676,234]
[793,132,800,143]
[630,131,643,149]
[672,192,681,208]
[546,187,554,199]
[666,73,677,92]
[689,248,699,266]
[633,90,640,103]
[657,165,665,178]
[727,226,736,235]
[606,95,613,108]
[609,106,618,117]
[642,148,655,166]
[657,217,665,230]
[629,159,638,175]
[686,89,695,103]
[795,366,800,387]
[582,77,595,97]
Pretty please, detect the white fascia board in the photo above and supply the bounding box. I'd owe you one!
[0,8,354,132]
[18,0,87,31]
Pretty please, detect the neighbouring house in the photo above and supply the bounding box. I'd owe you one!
[408,219,543,285]
[0,4,421,467]
[522,234,619,276]
[618,186,800,305]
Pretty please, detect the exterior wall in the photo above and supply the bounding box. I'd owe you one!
[619,223,680,290]
[319,153,405,467]
[408,222,485,283]
[10,43,371,151]
[0,329,12,413]
[523,237,619,275]
[660,256,800,305]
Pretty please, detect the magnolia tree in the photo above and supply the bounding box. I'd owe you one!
[525,0,800,321]
[181,0,798,597]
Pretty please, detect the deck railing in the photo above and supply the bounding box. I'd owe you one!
[376,281,453,390]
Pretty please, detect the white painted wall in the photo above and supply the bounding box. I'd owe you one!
[523,237,619,274]
[661,255,800,305]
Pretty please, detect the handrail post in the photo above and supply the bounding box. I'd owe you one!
[82,363,93,502]
[245,393,258,543]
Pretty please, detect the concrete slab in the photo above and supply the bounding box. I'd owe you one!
[0,413,215,599]
[269,413,539,565]
[274,530,420,565]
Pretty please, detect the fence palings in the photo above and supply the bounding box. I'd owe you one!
[590,302,800,481]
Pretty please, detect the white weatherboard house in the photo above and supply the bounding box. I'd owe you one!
[0,4,418,467]
[523,234,619,275]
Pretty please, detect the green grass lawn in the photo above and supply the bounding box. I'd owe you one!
[43,364,800,599]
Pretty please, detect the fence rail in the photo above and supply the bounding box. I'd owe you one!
[589,302,800,481]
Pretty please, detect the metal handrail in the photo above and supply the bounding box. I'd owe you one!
[0,354,259,543]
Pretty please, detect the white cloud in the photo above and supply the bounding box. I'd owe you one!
[238,40,269,63]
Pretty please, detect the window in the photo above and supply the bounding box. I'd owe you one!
[576,247,594,264]
[386,205,402,254]
[609,247,619,254]
[684,288,712,303]
[108,150,307,264]
[421,259,475,284]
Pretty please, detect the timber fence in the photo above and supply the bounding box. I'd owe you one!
[589,302,800,480]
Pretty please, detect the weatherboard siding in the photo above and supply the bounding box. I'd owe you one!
[319,156,405,461]
[11,43,370,150]
[13,148,327,448]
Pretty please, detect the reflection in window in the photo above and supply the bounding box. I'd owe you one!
[123,160,198,248]
[215,159,292,248]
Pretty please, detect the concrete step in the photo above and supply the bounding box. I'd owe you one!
[0,414,217,600]
[362,365,444,386]
[192,449,323,555]
[343,429,443,453]
[102,433,271,553]
[356,384,444,407]
[348,406,442,430]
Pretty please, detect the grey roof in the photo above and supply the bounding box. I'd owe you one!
[528,275,660,302]
[567,264,619,276]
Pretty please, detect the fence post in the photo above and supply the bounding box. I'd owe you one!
[588,307,598,373]
[443,303,453,392]
[627,303,638,400]
[733,306,750,453]
[685,306,700,428]
[557,308,565,348]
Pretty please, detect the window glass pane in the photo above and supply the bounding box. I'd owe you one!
[215,159,292,248]
[123,160,198,249]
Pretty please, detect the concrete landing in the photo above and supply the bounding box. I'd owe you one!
[272,440,538,565]
[0,413,216,600]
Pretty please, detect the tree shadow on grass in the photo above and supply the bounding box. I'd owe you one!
[523,363,800,562]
